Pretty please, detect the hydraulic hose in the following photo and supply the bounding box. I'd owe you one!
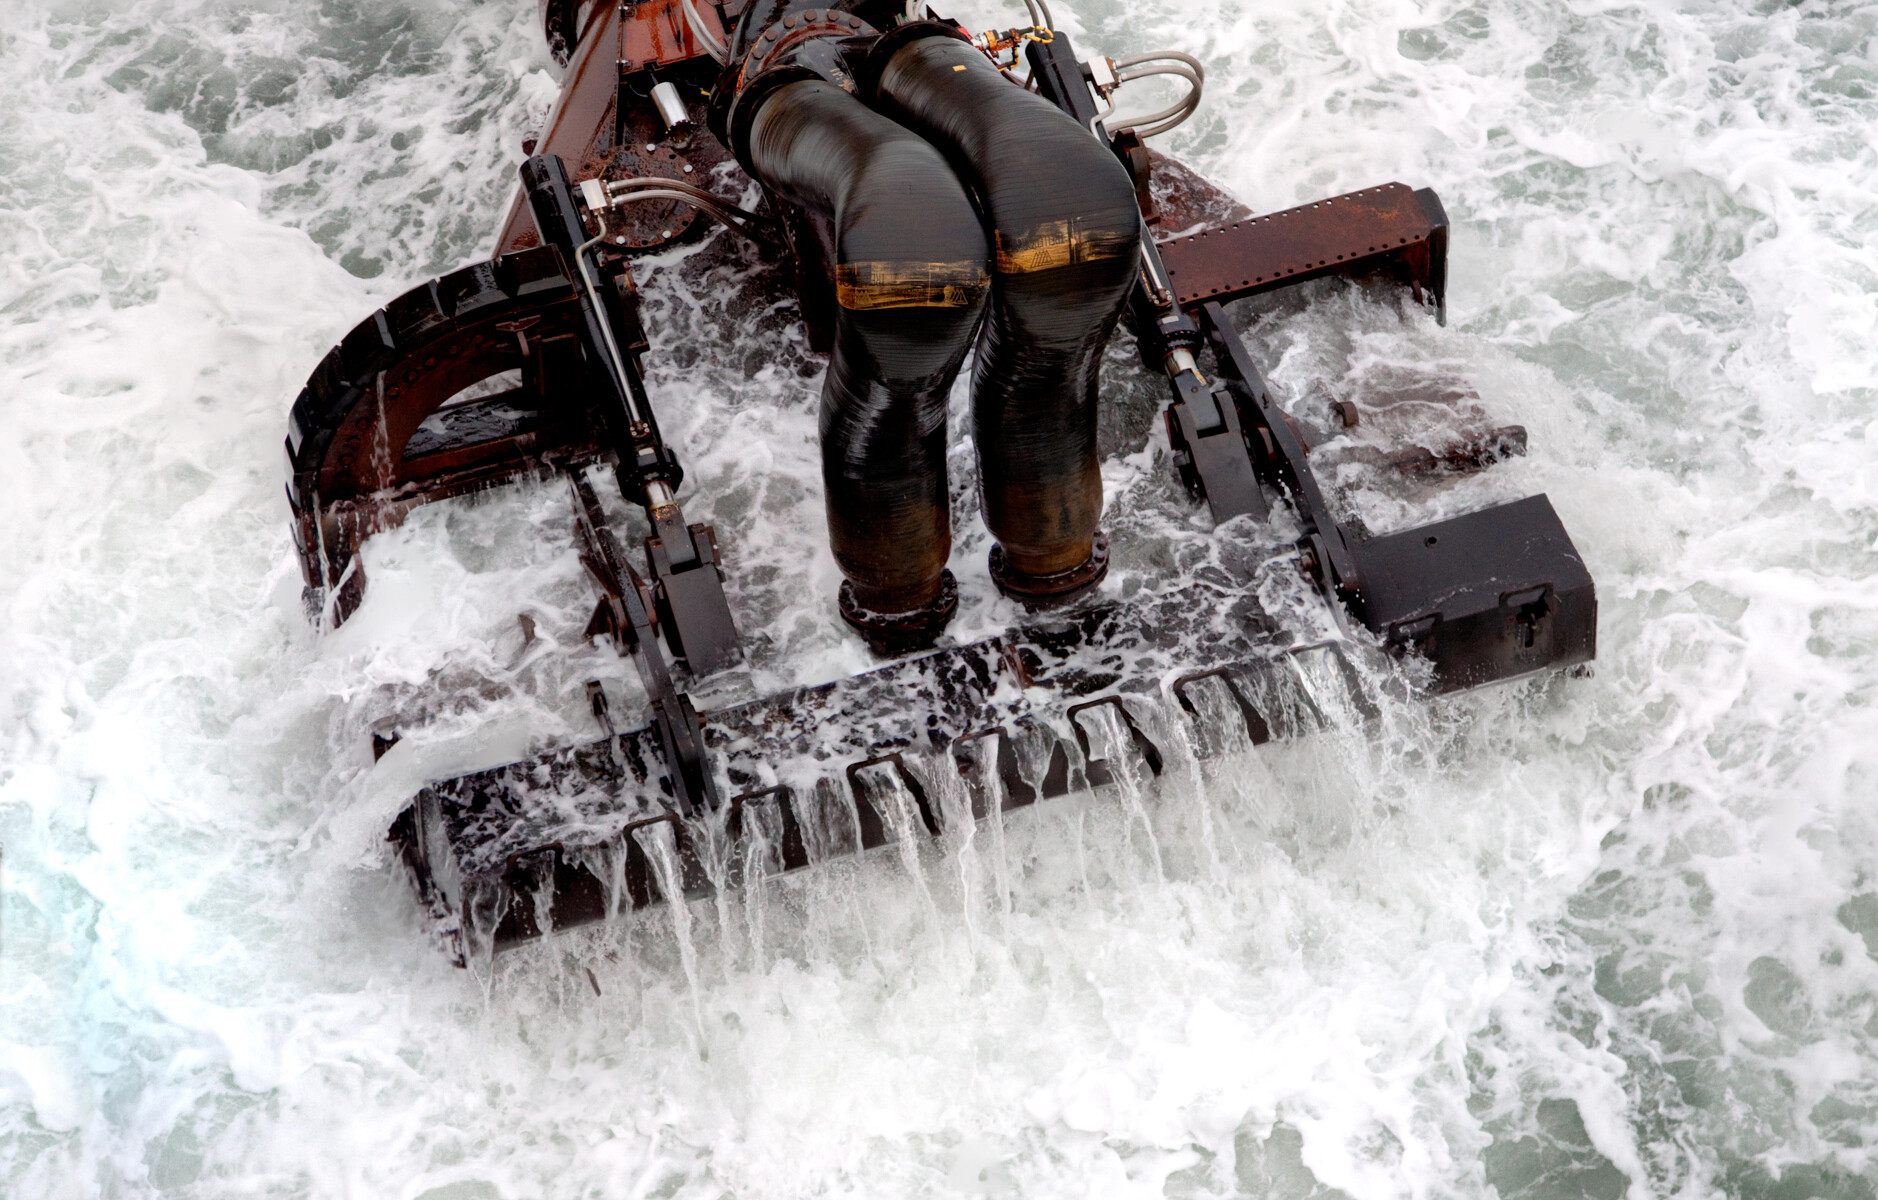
[870,31,1142,596]
[742,77,989,639]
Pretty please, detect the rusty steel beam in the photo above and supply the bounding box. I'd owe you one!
[1155,182,1449,323]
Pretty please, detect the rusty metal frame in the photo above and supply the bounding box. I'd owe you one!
[1155,182,1449,323]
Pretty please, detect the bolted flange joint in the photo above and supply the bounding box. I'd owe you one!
[839,569,959,657]
[988,532,1110,607]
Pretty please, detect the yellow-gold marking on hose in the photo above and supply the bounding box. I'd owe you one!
[995,220,1136,275]
[835,261,990,310]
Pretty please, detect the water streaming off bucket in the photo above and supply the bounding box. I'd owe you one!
[6,0,1878,1196]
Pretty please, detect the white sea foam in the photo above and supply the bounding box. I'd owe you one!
[4,0,1878,1196]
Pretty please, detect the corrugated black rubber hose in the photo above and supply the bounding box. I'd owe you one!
[871,33,1142,588]
[744,78,989,616]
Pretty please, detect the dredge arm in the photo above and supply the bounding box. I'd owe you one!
[284,0,1596,965]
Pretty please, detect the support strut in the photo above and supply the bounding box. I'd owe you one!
[522,152,741,676]
[570,472,718,817]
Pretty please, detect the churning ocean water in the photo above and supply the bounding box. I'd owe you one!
[5,0,1878,1196]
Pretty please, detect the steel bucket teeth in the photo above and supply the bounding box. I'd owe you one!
[391,583,1367,965]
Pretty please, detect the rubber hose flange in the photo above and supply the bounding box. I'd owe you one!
[988,531,1109,607]
[710,3,877,161]
[840,568,959,656]
[852,18,971,103]
[870,36,1142,596]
